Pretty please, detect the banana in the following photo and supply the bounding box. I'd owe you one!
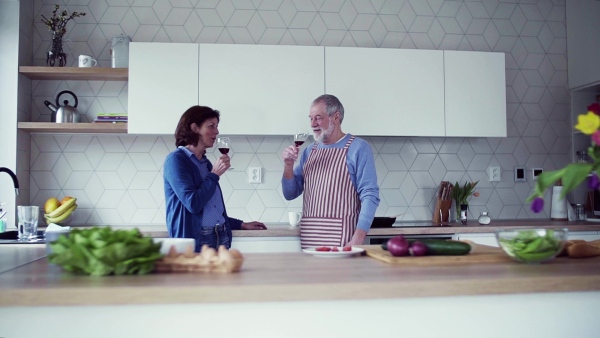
[45,197,77,218]
[45,203,77,224]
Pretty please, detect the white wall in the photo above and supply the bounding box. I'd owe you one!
[14,0,574,228]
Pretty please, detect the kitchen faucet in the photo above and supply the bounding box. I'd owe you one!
[0,167,20,196]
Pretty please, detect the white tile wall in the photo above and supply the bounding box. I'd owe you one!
[21,0,571,226]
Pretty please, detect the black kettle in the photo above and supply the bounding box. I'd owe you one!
[44,90,80,123]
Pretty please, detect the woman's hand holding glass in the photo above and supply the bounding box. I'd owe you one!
[213,137,231,175]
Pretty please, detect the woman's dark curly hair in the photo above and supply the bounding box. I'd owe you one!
[175,106,220,147]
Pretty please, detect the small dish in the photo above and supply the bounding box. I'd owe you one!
[302,246,365,258]
[153,238,195,255]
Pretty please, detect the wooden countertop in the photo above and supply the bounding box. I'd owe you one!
[139,220,600,238]
[1,244,599,307]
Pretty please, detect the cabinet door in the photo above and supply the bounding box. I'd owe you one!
[455,233,499,247]
[128,43,199,134]
[444,51,506,137]
[325,47,445,136]
[567,0,600,89]
[230,237,301,253]
[198,44,324,135]
[568,231,600,241]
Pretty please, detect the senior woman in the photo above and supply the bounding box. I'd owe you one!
[164,105,266,252]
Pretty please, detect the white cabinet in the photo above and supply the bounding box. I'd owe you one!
[325,47,445,136]
[568,231,600,241]
[198,44,324,135]
[567,0,600,89]
[231,236,301,253]
[444,50,506,137]
[128,43,199,134]
[454,233,499,247]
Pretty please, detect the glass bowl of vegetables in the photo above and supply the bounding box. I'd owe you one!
[495,228,568,264]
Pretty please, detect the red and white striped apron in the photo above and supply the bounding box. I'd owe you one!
[300,136,360,248]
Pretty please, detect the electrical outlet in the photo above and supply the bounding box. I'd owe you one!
[514,166,526,182]
[487,166,501,182]
[532,168,543,181]
[248,167,262,183]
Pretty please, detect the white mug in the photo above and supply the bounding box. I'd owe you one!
[288,212,301,227]
[78,55,98,68]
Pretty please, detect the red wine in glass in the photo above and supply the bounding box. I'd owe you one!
[294,133,308,147]
[218,147,229,154]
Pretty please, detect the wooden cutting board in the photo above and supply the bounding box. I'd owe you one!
[356,244,514,266]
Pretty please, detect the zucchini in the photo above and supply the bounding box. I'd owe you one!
[381,239,471,256]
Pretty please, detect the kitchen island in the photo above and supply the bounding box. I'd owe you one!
[0,243,598,338]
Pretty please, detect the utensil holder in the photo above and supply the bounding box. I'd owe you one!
[433,199,452,225]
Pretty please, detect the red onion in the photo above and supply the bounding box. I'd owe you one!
[387,236,409,257]
[410,241,428,256]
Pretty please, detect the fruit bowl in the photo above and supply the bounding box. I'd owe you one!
[495,228,568,264]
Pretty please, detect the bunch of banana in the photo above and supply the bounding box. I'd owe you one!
[44,197,77,224]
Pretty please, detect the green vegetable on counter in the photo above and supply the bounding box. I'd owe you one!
[498,230,561,262]
[48,227,163,276]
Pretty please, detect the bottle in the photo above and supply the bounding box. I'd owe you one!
[460,204,468,225]
[478,211,491,225]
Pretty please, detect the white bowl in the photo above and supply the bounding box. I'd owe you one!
[153,238,195,255]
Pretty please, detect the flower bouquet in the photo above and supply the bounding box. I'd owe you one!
[451,181,479,219]
[527,102,600,212]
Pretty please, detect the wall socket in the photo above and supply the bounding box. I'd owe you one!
[248,167,262,183]
[532,168,543,181]
[487,166,501,182]
[514,166,526,182]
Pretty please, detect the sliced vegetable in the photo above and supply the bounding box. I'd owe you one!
[497,229,563,263]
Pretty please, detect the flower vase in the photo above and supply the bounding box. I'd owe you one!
[46,33,66,67]
[459,203,468,224]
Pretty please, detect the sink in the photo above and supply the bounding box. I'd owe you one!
[0,230,45,243]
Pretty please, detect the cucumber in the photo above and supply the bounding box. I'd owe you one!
[381,239,471,255]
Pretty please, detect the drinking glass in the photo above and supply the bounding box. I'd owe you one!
[217,137,230,155]
[17,206,39,242]
[294,133,308,147]
[217,137,233,170]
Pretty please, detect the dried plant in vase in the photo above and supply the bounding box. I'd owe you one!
[41,4,86,67]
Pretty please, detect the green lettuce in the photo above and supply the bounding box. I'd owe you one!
[48,227,163,276]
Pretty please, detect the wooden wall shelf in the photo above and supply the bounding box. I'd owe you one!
[18,122,127,134]
[19,67,128,81]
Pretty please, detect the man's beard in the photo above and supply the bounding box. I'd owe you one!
[314,119,334,142]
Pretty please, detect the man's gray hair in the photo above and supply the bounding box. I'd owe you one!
[312,94,344,123]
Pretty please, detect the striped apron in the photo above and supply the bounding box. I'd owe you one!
[300,136,360,248]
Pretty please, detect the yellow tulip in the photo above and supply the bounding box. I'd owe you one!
[575,111,600,135]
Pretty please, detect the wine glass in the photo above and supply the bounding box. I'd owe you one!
[217,137,233,170]
[217,137,230,155]
[294,133,308,147]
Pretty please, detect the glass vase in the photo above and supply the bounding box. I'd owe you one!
[46,32,67,67]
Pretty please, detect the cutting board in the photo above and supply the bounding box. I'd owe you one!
[356,244,514,266]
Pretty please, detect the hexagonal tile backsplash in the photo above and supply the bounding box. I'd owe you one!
[27,0,570,226]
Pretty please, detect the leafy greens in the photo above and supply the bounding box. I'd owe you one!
[48,227,163,276]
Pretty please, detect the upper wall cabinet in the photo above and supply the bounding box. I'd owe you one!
[128,43,199,134]
[325,47,445,137]
[198,44,325,135]
[444,51,506,137]
[567,0,600,90]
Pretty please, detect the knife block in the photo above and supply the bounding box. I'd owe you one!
[433,199,453,225]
